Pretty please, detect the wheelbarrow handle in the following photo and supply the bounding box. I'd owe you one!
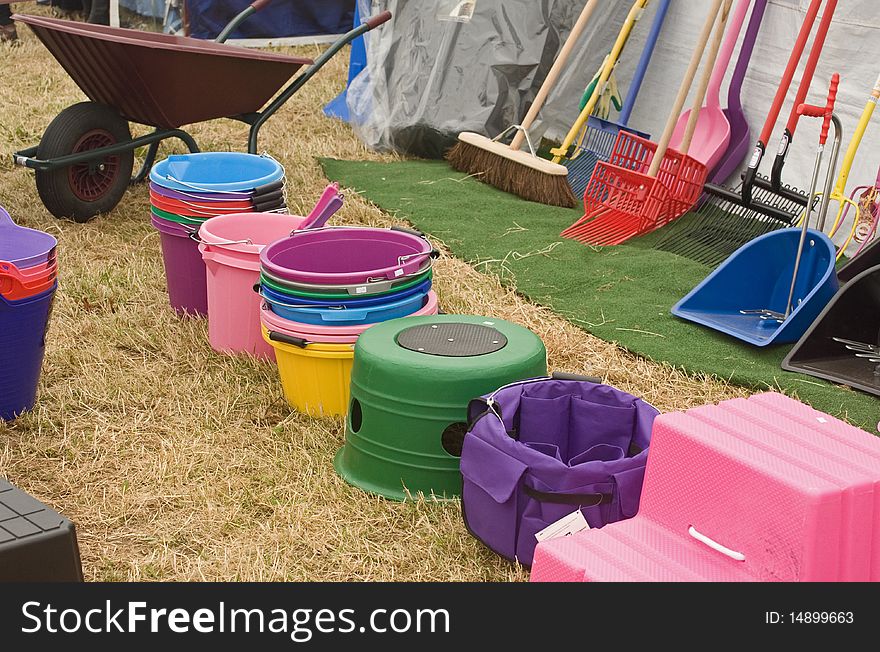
[365,10,392,30]
[246,10,394,153]
[216,0,275,43]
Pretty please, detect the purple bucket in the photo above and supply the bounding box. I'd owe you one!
[151,214,207,316]
[461,376,659,567]
[1,284,56,421]
[149,181,254,202]
[261,227,435,285]
[0,207,57,270]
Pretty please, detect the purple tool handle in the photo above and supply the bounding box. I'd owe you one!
[727,0,766,114]
[709,0,769,184]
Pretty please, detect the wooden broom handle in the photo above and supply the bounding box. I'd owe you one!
[510,0,601,151]
[648,0,724,177]
[680,0,734,154]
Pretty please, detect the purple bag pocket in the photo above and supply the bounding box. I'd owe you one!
[460,435,527,562]
[569,395,635,459]
[518,393,571,457]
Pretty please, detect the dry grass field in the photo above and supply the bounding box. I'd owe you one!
[0,6,745,581]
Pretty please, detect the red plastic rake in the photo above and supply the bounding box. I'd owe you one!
[563,0,729,246]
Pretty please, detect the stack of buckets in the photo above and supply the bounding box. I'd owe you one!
[259,226,440,416]
[195,183,347,359]
[149,152,286,316]
[0,208,58,421]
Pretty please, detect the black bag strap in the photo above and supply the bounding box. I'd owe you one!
[466,397,493,429]
[466,397,518,440]
[523,485,611,507]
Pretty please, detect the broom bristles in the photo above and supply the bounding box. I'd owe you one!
[446,133,578,209]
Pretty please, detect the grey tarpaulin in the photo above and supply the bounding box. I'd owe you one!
[346,0,635,158]
[346,0,880,209]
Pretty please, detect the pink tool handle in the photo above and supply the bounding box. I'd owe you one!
[706,0,751,109]
[250,0,272,11]
[757,0,822,145]
[300,183,341,229]
[782,0,838,137]
[797,73,839,145]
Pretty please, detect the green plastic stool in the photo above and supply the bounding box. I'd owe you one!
[334,315,547,500]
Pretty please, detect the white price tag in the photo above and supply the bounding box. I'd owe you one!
[534,510,589,543]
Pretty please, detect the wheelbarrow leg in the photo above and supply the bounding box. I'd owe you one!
[131,140,161,184]
[131,129,200,184]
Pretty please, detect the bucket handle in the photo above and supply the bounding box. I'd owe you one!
[257,289,346,310]
[188,230,254,247]
[0,260,57,287]
[160,195,254,212]
[163,166,285,196]
[363,267,430,285]
[152,185,253,201]
[164,202,234,217]
[267,330,309,348]
[366,257,434,282]
[390,225,427,239]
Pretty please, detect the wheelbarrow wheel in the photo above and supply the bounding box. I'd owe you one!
[35,102,134,222]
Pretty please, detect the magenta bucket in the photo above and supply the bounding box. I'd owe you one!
[198,212,306,358]
[261,226,436,285]
[151,213,208,316]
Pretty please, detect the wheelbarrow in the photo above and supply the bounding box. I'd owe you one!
[10,1,392,222]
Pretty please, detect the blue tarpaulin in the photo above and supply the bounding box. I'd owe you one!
[120,0,164,18]
[185,0,354,40]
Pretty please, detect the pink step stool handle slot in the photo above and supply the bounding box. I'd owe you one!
[688,526,746,562]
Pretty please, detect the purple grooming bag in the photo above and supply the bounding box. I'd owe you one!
[460,374,659,567]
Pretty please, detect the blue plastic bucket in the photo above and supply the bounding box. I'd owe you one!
[264,287,429,325]
[260,277,432,308]
[150,152,284,193]
[0,284,56,421]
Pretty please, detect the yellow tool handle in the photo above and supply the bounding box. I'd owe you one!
[831,71,880,197]
[550,0,650,162]
[510,0,602,151]
[647,0,723,178]
[679,0,733,154]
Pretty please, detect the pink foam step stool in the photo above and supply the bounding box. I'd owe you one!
[530,392,880,582]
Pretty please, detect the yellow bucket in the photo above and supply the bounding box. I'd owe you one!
[261,327,355,417]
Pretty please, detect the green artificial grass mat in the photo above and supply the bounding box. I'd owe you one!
[320,158,879,430]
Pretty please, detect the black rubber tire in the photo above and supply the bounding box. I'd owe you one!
[35,102,134,222]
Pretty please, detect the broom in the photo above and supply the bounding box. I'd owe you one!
[446,0,601,208]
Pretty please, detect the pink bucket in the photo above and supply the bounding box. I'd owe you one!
[198,212,305,358]
[259,291,440,342]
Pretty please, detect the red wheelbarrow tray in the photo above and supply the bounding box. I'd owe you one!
[13,14,312,130]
